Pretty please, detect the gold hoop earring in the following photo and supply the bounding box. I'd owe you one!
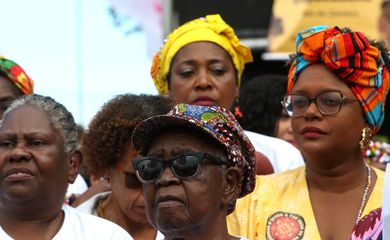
[359,127,372,150]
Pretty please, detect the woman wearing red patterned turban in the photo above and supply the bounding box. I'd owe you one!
[0,56,34,118]
[227,26,390,239]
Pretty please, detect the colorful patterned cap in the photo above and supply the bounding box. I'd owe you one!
[151,14,253,95]
[0,56,34,95]
[132,103,256,198]
[288,26,390,135]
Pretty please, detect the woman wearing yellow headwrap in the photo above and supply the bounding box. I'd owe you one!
[151,14,252,98]
[150,14,304,175]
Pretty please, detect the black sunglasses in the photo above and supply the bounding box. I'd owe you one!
[116,162,142,189]
[132,152,226,183]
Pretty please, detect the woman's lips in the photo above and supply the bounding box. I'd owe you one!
[301,127,326,138]
[156,195,184,208]
[133,205,146,215]
[157,200,184,208]
[191,97,215,106]
[4,168,34,181]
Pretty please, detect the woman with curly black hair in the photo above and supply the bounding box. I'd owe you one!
[76,94,172,240]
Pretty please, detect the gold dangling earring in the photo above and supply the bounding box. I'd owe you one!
[359,127,373,150]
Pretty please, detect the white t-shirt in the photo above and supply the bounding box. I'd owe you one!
[0,205,133,240]
[77,192,164,240]
[155,231,165,240]
[66,174,88,196]
[244,130,304,173]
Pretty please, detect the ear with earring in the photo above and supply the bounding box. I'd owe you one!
[233,97,243,119]
[359,126,373,150]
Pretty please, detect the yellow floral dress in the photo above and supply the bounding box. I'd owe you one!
[227,166,384,240]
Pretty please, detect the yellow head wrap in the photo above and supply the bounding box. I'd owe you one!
[151,14,253,95]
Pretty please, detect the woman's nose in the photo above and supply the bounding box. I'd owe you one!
[7,145,32,163]
[303,101,322,120]
[194,70,212,89]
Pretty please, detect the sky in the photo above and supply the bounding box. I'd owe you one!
[0,0,158,127]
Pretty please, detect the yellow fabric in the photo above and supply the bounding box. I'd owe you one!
[227,166,384,240]
[151,14,253,95]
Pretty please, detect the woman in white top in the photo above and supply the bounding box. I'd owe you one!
[78,94,172,240]
[0,94,131,240]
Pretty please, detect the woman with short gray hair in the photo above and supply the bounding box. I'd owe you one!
[0,94,132,240]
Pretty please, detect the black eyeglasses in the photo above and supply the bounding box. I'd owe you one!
[132,152,226,183]
[116,162,142,189]
[281,91,358,117]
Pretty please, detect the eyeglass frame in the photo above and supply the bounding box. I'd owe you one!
[281,90,358,117]
[132,151,227,184]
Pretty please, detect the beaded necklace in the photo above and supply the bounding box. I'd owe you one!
[355,164,372,223]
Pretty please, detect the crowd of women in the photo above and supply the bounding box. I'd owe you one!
[0,5,389,240]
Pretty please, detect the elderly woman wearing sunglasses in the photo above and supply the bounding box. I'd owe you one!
[76,94,172,240]
[131,103,256,240]
[227,26,390,239]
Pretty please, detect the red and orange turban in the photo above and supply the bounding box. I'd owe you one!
[0,56,34,95]
[288,26,390,134]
